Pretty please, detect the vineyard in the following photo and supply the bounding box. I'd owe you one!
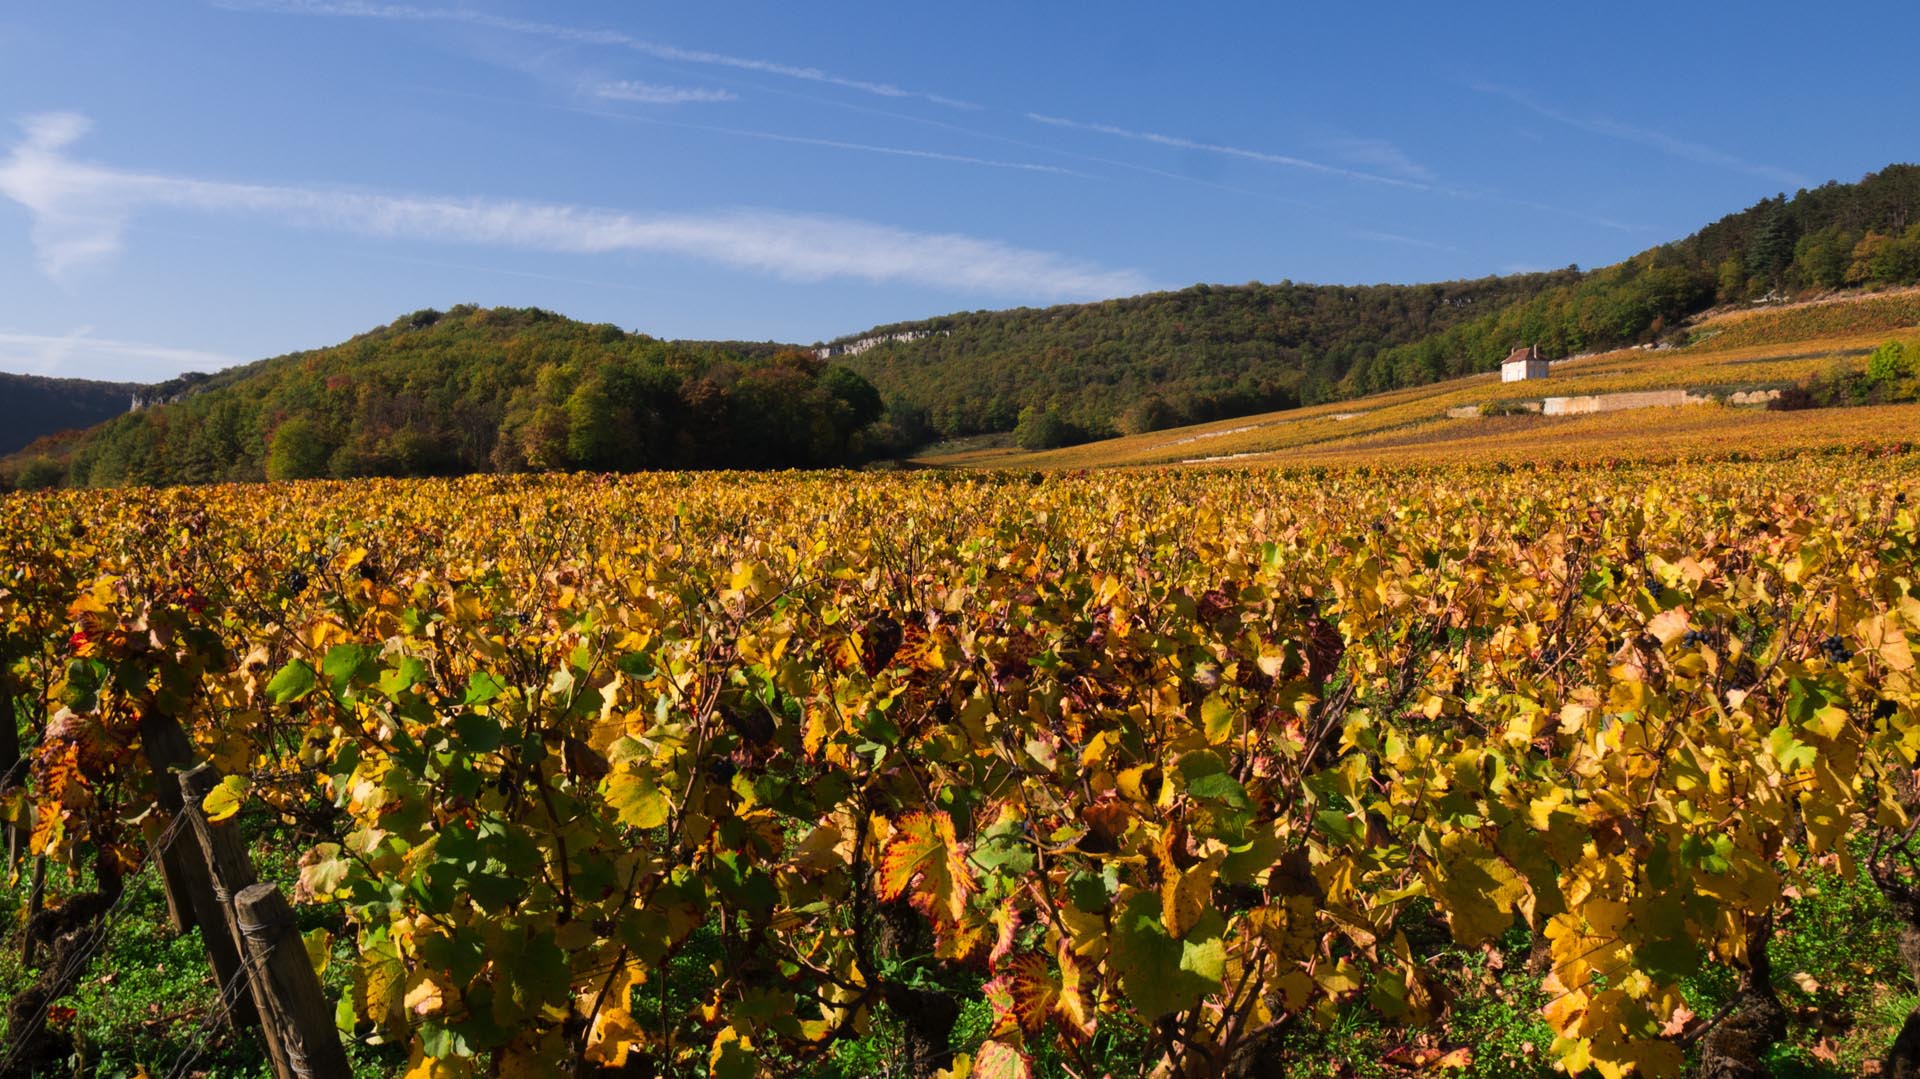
[915,288,1920,472]
[3,460,1920,1078]
[1683,290,1920,354]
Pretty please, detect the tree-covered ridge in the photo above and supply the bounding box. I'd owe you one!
[1,306,890,489]
[834,271,1581,440]
[1352,165,1920,393]
[835,164,1920,443]
[0,373,146,457]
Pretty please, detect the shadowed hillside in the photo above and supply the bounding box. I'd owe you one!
[0,373,145,456]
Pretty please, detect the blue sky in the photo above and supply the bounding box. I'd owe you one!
[1,2,1913,382]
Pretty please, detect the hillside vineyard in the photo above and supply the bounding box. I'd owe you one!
[4,464,1919,1076]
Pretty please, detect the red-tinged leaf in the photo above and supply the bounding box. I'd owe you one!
[982,976,1019,1037]
[879,810,974,924]
[1055,940,1097,1039]
[933,910,986,962]
[998,953,1059,1034]
[989,905,1021,964]
[970,1041,1032,1079]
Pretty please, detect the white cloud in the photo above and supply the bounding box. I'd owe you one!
[1472,83,1809,188]
[216,0,976,109]
[1027,113,1432,191]
[0,328,239,380]
[590,81,737,105]
[0,113,1149,300]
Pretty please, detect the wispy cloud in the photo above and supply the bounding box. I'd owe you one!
[526,93,1089,178]
[590,80,737,106]
[1326,135,1433,182]
[1027,113,1432,190]
[1352,229,1457,253]
[214,0,977,109]
[0,113,1149,299]
[1473,83,1808,188]
[1500,196,1645,235]
[0,327,239,380]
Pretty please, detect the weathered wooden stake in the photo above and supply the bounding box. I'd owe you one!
[235,883,352,1079]
[0,660,20,869]
[20,854,46,966]
[180,763,282,1069]
[137,712,257,1030]
[136,712,202,933]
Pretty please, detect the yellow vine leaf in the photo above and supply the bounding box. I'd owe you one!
[1427,833,1527,946]
[200,774,250,823]
[878,810,974,925]
[709,1027,756,1079]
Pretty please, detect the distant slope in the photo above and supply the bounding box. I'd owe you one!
[916,291,1920,470]
[0,373,145,456]
[834,163,1920,442]
[0,305,886,489]
[831,271,1580,438]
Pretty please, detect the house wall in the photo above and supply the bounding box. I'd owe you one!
[1500,360,1550,382]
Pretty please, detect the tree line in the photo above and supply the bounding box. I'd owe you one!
[1,306,897,489]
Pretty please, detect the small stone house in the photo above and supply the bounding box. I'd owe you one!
[1500,344,1550,382]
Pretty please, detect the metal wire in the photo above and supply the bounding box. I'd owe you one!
[161,958,256,1079]
[0,810,189,1077]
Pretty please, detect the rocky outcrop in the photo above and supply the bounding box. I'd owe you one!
[813,329,947,359]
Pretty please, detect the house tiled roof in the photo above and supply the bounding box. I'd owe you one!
[1503,345,1541,365]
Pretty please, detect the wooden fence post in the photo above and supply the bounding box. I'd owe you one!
[235,883,352,1079]
[0,656,20,869]
[20,855,45,966]
[137,712,257,1029]
[180,764,285,1073]
[136,712,203,934]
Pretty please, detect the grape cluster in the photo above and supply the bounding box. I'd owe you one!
[1681,629,1708,647]
[1819,634,1853,663]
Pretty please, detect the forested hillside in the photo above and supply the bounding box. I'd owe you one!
[833,271,1579,440]
[835,164,1920,444]
[0,306,891,488]
[0,373,144,456]
[1357,164,1920,393]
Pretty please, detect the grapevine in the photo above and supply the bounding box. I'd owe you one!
[1,460,1916,1077]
